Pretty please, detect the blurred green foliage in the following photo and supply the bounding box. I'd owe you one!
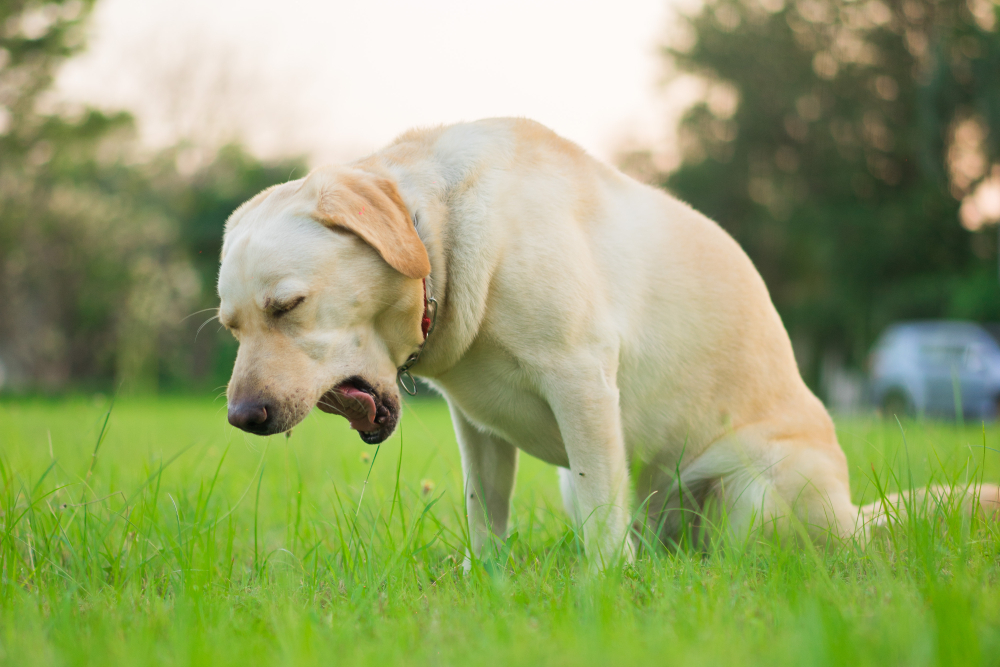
[7,0,999,399]
[660,0,1000,389]
[0,0,305,393]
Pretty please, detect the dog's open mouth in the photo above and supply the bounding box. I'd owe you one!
[317,376,398,444]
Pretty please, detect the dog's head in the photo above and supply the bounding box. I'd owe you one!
[217,166,430,443]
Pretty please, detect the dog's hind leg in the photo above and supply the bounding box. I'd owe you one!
[724,438,860,548]
[661,430,860,549]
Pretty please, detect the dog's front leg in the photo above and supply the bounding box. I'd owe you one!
[448,403,518,571]
[547,366,634,569]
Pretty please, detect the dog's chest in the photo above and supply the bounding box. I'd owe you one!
[432,342,569,467]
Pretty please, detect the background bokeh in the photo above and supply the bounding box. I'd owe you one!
[1,0,998,404]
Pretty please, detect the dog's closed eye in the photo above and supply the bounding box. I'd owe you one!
[271,296,305,318]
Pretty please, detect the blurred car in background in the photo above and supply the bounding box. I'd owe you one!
[869,321,1000,420]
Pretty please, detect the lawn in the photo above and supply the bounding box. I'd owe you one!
[0,395,999,666]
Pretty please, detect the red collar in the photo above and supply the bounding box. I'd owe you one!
[398,278,437,394]
[420,278,432,339]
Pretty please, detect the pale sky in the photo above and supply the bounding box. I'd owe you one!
[56,0,702,168]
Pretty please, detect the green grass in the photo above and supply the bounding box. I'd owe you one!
[1,395,999,666]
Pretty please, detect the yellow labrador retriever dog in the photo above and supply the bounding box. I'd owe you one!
[219,118,998,566]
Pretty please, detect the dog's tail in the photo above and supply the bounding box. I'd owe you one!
[857,483,1000,531]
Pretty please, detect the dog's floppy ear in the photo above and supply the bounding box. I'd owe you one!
[304,166,431,279]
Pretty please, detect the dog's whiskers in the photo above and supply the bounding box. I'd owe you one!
[195,313,220,342]
[180,306,220,324]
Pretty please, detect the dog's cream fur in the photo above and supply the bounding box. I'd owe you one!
[219,118,998,565]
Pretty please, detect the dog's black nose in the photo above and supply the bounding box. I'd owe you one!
[228,400,271,432]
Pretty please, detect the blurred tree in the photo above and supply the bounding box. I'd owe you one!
[0,1,305,393]
[0,0,171,390]
[659,0,1000,390]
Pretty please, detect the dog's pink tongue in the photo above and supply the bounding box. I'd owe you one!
[334,386,377,431]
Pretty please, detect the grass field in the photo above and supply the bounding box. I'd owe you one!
[1,395,999,666]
